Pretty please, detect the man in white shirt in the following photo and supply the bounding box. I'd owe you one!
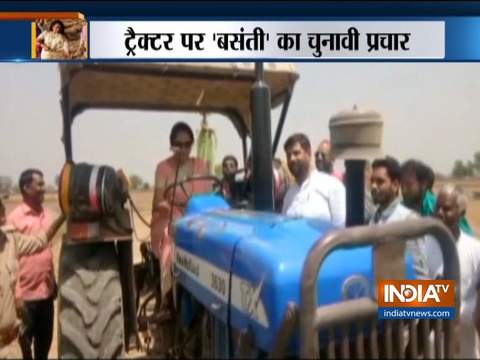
[281,133,346,227]
[369,156,429,280]
[425,184,480,359]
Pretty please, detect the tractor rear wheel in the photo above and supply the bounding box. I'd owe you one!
[58,242,124,358]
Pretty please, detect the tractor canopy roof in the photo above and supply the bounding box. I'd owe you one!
[59,63,299,138]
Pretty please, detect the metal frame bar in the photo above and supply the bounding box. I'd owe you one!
[241,136,248,169]
[272,86,293,157]
[314,298,377,331]
[299,217,460,359]
[269,302,298,359]
[69,63,296,83]
[61,85,73,162]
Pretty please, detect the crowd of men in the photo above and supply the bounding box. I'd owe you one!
[1,129,480,358]
[220,132,480,358]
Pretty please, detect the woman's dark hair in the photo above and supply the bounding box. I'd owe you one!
[49,20,66,35]
[169,122,194,146]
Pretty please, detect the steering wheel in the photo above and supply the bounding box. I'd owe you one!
[218,168,253,209]
[163,175,224,208]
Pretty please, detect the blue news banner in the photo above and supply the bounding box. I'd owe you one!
[0,21,31,60]
[4,17,480,61]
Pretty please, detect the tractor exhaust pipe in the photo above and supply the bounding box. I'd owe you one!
[251,62,274,212]
[345,160,366,227]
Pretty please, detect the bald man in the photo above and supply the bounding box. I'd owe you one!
[314,139,343,182]
[425,184,480,358]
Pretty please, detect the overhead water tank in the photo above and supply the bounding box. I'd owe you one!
[329,105,383,160]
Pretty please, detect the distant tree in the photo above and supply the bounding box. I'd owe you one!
[474,151,480,175]
[129,175,144,190]
[452,160,468,178]
[0,176,13,196]
[142,182,150,190]
[54,174,60,188]
[466,161,475,177]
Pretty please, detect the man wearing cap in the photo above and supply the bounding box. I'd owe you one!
[282,133,346,227]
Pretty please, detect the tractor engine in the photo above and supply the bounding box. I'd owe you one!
[174,194,419,357]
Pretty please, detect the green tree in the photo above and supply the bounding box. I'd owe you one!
[474,151,480,175]
[466,161,475,177]
[129,175,144,190]
[0,176,13,197]
[452,160,468,178]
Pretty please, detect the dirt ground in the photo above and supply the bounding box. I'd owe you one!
[2,180,480,358]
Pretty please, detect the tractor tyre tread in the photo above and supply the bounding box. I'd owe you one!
[58,242,124,359]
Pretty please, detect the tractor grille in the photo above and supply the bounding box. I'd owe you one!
[270,219,460,359]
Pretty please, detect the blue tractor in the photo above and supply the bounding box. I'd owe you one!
[57,63,460,359]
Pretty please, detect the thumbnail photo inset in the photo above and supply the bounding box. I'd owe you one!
[33,19,87,60]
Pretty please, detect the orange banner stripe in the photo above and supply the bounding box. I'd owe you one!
[31,21,36,59]
[0,12,85,20]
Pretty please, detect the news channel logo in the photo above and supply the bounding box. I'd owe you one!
[377,280,455,320]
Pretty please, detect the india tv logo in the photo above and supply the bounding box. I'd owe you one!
[377,280,455,320]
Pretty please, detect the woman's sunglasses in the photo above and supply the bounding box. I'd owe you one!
[173,141,193,149]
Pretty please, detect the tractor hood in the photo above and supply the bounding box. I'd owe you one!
[174,194,378,353]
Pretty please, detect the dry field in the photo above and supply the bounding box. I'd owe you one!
[2,179,480,358]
